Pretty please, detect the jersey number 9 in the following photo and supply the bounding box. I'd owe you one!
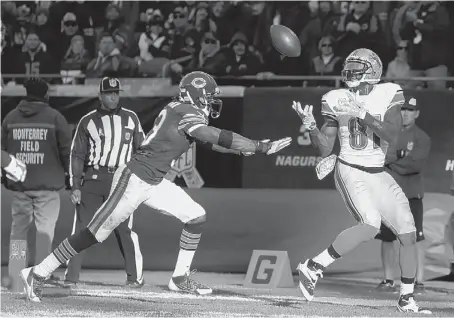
[348,116,381,150]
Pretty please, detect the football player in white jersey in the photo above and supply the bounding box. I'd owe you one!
[292,48,431,314]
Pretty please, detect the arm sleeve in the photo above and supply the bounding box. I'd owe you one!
[70,119,89,190]
[196,140,242,155]
[211,144,242,155]
[388,133,431,175]
[55,112,72,173]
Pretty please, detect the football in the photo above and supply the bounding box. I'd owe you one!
[270,24,301,58]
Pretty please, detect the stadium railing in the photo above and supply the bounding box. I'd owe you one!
[2,74,454,88]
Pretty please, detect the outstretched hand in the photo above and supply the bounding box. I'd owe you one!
[292,101,316,131]
[242,139,270,156]
[263,137,292,155]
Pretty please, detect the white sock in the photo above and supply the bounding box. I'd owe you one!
[312,249,336,268]
[33,253,61,278]
[400,282,415,296]
[172,249,195,277]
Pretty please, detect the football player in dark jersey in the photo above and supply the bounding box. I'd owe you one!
[21,71,292,301]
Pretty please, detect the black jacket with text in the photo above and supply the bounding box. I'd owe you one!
[1,99,72,191]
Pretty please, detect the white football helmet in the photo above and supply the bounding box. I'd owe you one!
[341,48,382,88]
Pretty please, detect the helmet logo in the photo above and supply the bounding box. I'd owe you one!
[109,79,118,87]
[191,78,207,89]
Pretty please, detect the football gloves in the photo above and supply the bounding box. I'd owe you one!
[4,155,27,182]
[292,101,316,131]
[242,139,270,156]
[262,137,292,155]
[334,91,367,119]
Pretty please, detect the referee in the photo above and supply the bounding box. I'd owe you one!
[65,77,145,287]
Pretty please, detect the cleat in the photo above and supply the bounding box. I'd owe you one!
[397,293,432,314]
[44,274,60,286]
[125,278,145,288]
[20,267,45,302]
[296,259,323,301]
[62,280,78,289]
[376,280,398,293]
[168,270,212,295]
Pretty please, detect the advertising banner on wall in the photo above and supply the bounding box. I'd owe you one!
[2,87,453,192]
[241,88,454,193]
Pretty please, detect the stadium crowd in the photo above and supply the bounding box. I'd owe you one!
[1,1,454,88]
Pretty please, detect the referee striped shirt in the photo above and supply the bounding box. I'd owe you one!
[69,107,144,189]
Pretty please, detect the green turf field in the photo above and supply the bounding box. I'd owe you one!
[1,270,453,317]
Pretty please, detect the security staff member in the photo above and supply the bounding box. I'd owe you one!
[376,96,431,294]
[65,77,145,287]
[2,78,72,285]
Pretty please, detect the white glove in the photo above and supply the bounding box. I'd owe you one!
[292,101,316,131]
[4,155,27,182]
[263,137,292,155]
[335,92,367,119]
[243,139,270,156]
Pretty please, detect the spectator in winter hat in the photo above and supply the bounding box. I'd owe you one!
[202,32,262,76]
[138,14,171,62]
[184,31,221,74]
[51,12,92,63]
[34,7,53,50]
[188,2,217,37]
[95,3,135,58]
[60,35,91,84]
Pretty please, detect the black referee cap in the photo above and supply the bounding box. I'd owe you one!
[99,77,122,93]
[24,77,49,99]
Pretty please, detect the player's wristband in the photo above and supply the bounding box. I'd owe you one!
[307,121,316,131]
[255,141,268,154]
[308,126,320,136]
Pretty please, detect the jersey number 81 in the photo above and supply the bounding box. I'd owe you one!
[348,116,381,150]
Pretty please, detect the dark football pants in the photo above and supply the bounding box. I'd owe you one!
[64,168,143,283]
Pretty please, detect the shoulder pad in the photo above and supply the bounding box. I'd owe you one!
[378,83,404,109]
[321,89,347,118]
[173,102,206,118]
[377,82,402,94]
